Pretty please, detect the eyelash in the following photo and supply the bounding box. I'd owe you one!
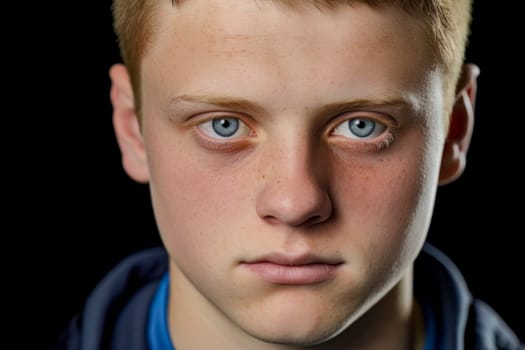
[329,114,398,151]
[192,114,256,151]
[197,117,253,139]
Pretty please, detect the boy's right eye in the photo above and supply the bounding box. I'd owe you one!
[197,117,252,139]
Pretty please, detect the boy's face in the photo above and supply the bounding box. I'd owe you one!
[129,0,449,346]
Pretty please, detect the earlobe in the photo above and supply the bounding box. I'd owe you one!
[438,63,479,185]
[109,64,150,183]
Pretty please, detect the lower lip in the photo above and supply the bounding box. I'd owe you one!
[243,262,340,284]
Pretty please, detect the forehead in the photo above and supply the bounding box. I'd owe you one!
[149,1,430,59]
[142,0,439,111]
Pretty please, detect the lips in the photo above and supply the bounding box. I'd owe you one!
[241,253,343,285]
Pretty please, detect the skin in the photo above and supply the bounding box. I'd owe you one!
[110,1,477,349]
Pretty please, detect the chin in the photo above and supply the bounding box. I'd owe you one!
[241,317,348,347]
[250,332,334,347]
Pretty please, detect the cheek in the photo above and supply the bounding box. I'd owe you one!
[146,135,258,262]
[332,127,441,270]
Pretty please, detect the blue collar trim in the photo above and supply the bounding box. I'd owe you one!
[148,272,175,350]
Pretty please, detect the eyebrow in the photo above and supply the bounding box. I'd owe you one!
[169,94,417,117]
[169,95,266,115]
[315,96,417,117]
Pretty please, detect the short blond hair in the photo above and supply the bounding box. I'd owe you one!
[112,0,472,115]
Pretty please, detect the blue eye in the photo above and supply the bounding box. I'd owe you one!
[212,118,239,137]
[333,117,386,139]
[198,117,252,139]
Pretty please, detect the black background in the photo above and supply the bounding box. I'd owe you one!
[20,1,524,348]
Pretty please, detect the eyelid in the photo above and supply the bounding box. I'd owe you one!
[197,117,252,140]
[184,110,255,132]
[328,111,399,151]
[189,112,257,152]
[329,111,398,132]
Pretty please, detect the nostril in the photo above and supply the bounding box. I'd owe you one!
[306,215,323,226]
[263,215,281,225]
[305,211,333,226]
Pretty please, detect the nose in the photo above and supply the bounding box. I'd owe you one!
[255,140,332,227]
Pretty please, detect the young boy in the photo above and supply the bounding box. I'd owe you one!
[55,0,523,349]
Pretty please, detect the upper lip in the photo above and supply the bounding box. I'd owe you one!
[244,252,343,266]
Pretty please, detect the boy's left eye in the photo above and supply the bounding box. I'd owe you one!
[332,117,387,139]
[197,117,252,139]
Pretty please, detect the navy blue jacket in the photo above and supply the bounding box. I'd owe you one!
[53,245,524,350]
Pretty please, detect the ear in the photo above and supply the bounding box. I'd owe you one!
[438,63,480,185]
[109,64,149,183]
